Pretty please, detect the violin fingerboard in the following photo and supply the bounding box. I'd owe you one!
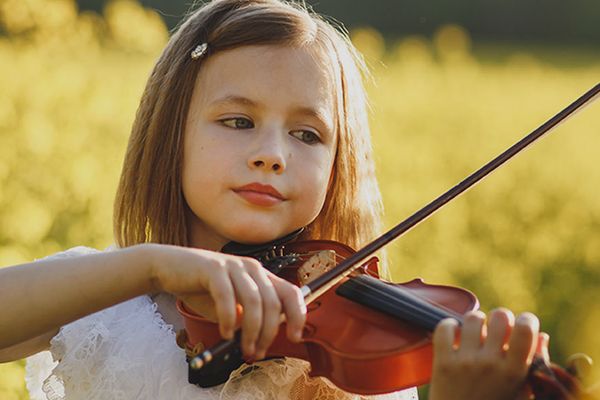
[336,275,455,331]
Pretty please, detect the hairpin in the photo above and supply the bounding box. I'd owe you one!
[190,43,209,60]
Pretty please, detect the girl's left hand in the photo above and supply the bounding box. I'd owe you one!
[428,308,547,400]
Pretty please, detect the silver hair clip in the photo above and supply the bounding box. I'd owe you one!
[190,43,208,60]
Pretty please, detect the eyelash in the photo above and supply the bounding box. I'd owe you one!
[218,117,322,145]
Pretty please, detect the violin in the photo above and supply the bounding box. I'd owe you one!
[176,83,600,398]
[177,238,479,394]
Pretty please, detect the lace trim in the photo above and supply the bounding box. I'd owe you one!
[25,246,101,400]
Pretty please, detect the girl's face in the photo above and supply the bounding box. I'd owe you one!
[182,45,337,250]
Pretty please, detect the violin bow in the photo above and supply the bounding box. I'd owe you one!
[191,82,600,370]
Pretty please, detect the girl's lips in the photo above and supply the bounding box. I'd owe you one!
[232,182,286,207]
[233,190,284,206]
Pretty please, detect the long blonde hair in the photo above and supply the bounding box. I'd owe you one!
[114,0,385,266]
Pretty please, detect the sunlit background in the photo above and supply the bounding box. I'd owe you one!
[1,0,599,398]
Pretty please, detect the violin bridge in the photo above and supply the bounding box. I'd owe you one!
[297,250,337,285]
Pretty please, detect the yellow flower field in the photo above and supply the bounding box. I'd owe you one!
[1,1,599,398]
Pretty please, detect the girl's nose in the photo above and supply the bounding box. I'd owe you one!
[248,153,286,173]
[251,158,284,172]
[247,133,287,173]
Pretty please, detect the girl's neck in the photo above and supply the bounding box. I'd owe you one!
[188,225,229,252]
[185,205,230,251]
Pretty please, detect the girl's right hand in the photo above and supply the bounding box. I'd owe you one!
[428,308,546,400]
[142,243,306,360]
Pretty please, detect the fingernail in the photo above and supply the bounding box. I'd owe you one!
[516,313,529,322]
[517,312,539,327]
[538,332,550,350]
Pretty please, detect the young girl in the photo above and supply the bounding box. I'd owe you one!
[0,0,543,398]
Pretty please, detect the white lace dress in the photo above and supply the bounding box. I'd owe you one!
[25,247,419,400]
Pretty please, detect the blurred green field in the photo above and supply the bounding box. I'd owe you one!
[1,1,599,399]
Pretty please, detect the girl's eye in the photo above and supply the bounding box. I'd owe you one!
[291,130,321,144]
[220,117,254,129]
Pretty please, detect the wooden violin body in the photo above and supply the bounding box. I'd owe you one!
[177,240,479,395]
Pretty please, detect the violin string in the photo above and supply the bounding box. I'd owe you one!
[365,276,463,321]
[286,249,463,327]
[341,275,463,330]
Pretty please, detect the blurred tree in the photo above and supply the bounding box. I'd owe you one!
[69,0,600,44]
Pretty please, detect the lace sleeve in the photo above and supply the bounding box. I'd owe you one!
[24,246,102,400]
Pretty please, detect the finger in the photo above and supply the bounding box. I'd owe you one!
[536,332,550,363]
[271,275,306,343]
[243,264,282,359]
[433,317,460,358]
[207,268,237,340]
[458,310,486,353]
[483,308,514,355]
[228,263,262,357]
[506,312,539,367]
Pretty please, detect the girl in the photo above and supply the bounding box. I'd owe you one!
[0,0,543,398]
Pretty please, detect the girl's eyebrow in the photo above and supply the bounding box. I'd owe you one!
[208,95,334,135]
[208,95,258,109]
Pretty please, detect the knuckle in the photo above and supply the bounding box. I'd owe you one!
[264,297,282,313]
[214,257,228,271]
[228,259,245,273]
[283,283,302,301]
[242,257,262,271]
[244,291,262,309]
[246,262,261,275]
[456,354,477,371]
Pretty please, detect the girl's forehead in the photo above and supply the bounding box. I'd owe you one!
[192,45,337,127]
